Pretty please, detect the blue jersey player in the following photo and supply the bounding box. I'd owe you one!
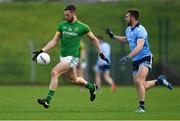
[95,36,116,92]
[106,9,173,112]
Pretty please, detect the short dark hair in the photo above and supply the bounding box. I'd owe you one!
[64,5,76,12]
[127,9,139,20]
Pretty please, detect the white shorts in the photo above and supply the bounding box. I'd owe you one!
[60,56,79,68]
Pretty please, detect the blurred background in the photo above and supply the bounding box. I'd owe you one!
[0,0,180,86]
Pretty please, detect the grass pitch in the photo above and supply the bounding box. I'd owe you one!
[0,85,179,120]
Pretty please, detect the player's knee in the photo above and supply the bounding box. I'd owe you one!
[103,74,108,79]
[135,77,144,86]
[137,81,144,88]
[69,76,77,84]
[51,70,58,78]
[144,83,148,89]
[104,75,111,80]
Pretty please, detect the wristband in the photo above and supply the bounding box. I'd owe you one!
[127,55,132,60]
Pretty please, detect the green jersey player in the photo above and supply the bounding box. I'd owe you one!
[32,5,109,109]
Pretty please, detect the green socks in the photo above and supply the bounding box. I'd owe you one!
[85,82,95,91]
[45,83,94,104]
[45,90,55,104]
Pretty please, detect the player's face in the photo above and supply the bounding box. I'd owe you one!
[125,13,132,26]
[64,10,74,23]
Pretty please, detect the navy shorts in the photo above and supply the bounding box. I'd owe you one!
[95,65,111,72]
[132,55,153,72]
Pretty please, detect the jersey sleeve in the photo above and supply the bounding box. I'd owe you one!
[57,23,63,32]
[83,24,91,34]
[136,28,146,40]
[102,43,110,58]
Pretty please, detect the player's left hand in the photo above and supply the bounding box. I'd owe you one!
[32,49,44,62]
[105,28,114,39]
[120,55,132,65]
[100,53,110,64]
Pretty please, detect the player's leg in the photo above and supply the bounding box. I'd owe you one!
[140,76,172,91]
[139,56,172,90]
[80,67,87,92]
[66,63,97,101]
[37,60,70,108]
[133,64,149,112]
[144,80,156,90]
[76,62,85,92]
[95,71,102,92]
[154,75,173,89]
[103,71,116,92]
[76,62,84,78]
[94,65,102,92]
[67,66,86,85]
[144,75,173,90]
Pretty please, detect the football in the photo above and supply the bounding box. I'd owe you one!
[37,52,50,65]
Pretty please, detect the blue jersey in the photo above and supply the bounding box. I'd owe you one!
[96,42,111,66]
[125,23,152,61]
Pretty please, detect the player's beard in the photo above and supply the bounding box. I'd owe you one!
[67,16,74,23]
[127,17,132,26]
[127,22,131,26]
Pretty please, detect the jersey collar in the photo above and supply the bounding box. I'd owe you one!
[68,20,78,25]
[131,22,140,31]
[72,20,78,24]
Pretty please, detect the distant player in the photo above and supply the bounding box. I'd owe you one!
[106,9,173,112]
[77,41,87,79]
[32,5,109,109]
[77,41,88,92]
[95,36,116,92]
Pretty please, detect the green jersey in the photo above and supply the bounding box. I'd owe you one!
[57,20,90,58]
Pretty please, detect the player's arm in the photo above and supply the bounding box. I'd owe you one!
[120,39,144,64]
[85,31,110,64]
[114,35,128,43]
[106,28,128,43]
[32,32,61,62]
[86,31,102,54]
[42,32,61,52]
[128,38,144,57]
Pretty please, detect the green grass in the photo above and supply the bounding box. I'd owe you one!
[0,85,179,120]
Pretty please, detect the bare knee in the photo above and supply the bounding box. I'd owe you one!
[144,83,148,88]
[104,74,111,80]
[103,74,108,79]
[51,70,59,78]
[69,76,78,84]
[135,77,144,87]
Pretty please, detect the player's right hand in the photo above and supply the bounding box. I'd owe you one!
[105,28,114,39]
[32,50,43,62]
[100,53,110,64]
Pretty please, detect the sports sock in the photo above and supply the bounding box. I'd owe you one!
[139,101,145,110]
[45,90,55,104]
[85,82,95,91]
